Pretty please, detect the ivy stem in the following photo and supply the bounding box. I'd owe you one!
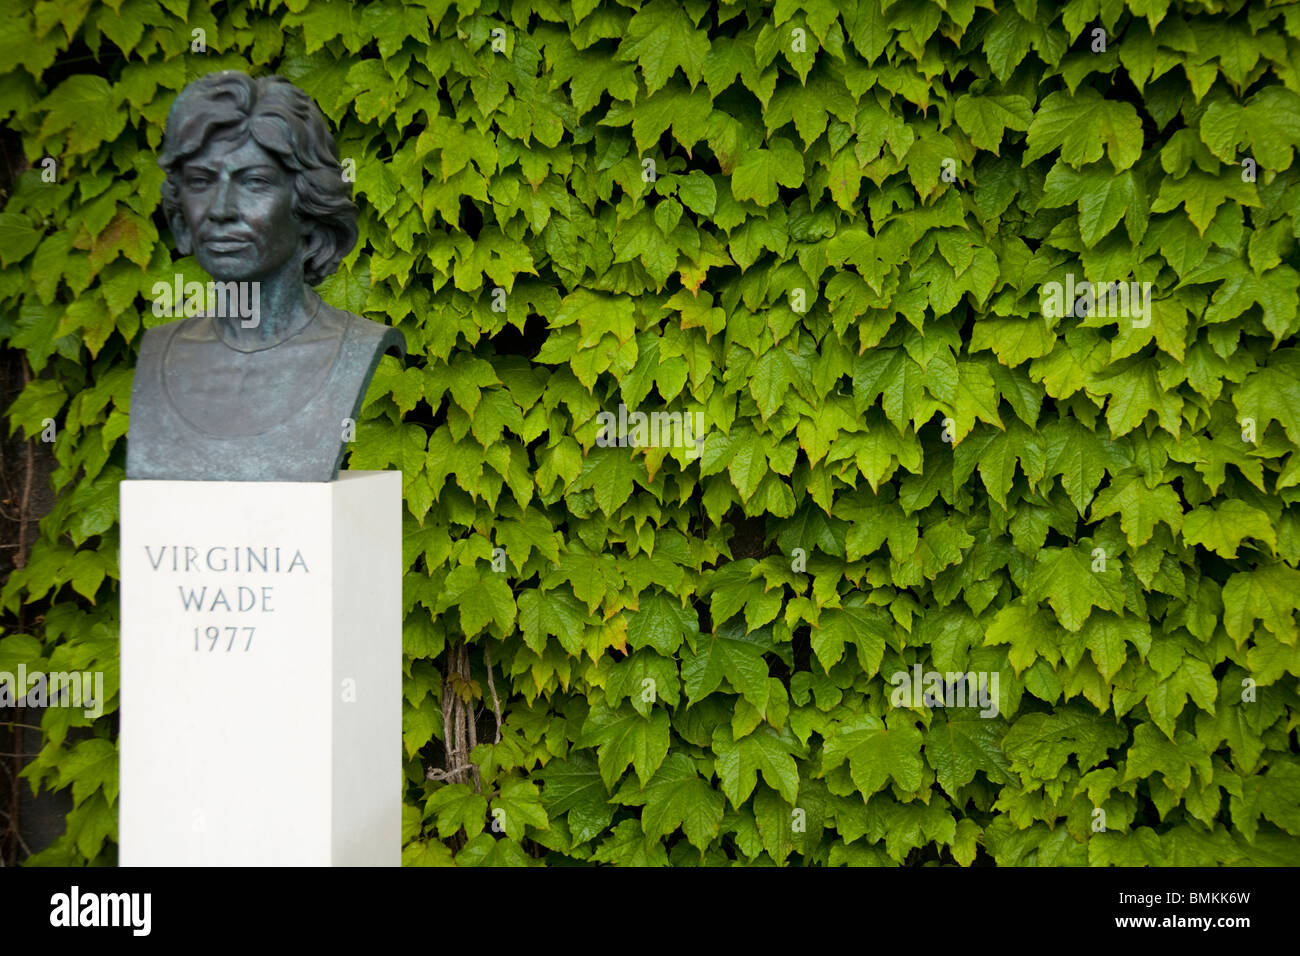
[484,643,502,745]
[15,357,31,573]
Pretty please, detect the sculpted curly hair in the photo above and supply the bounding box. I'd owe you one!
[158,72,357,285]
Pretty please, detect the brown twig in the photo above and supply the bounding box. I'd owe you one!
[484,644,503,745]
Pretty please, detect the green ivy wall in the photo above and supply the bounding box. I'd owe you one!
[1,0,1299,865]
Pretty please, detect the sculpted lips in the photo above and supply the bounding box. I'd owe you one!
[202,235,253,253]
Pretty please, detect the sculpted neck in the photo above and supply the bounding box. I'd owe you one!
[214,266,319,353]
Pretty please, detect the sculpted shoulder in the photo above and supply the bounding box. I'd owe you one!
[328,303,406,359]
[139,314,214,349]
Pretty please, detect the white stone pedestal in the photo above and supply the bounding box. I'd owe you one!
[119,471,401,866]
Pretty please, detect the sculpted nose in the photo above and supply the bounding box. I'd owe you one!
[207,176,237,222]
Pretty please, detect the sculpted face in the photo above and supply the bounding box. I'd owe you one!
[177,134,305,283]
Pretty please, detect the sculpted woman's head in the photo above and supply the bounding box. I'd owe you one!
[158,72,357,286]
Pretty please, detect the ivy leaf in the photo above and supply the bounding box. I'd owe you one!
[440,355,501,416]
[1041,163,1148,246]
[568,58,639,117]
[731,142,804,207]
[984,604,1063,674]
[66,791,116,861]
[1149,170,1259,235]
[712,724,801,807]
[66,550,109,602]
[952,818,982,867]
[6,378,66,441]
[578,703,671,789]
[1204,264,1300,342]
[402,840,456,867]
[954,94,1033,154]
[517,588,587,655]
[1002,707,1128,782]
[617,0,711,96]
[592,819,669,867]
[1145,657,1218,739]
[676,170,718,216]
[1234,352,1300,446]
[1124,723,1212,797]
[58,737,118,807]
[424,783,488,840]
[455,833,537,867]
[579,446,641,516]
[877,799,959,864]
[681,634,770,710]
[727,432,771,502]
[403,696,441,760]
[538,750,615,846]
[1087,828,1167,867]
[1195,692,1269,775]
[435,565,517,637]
[1233,763,1300,840]
[1094,359,1184,437]
[494,507,561,572]
[821,713,925,797]
[924,713,1014,796]
[1199,87,1300,171]
[1024,88,1143,171]
[1182,500,1277,558]
[38,75,127,156]
[838,490,918,561]
[490,778,550,841]
[948,359,1003,440]
[1079,613,1151,682]
[982,11,1035,81]
[0,213,41,267]
[626,592,696,655]
[627,84,714,155]
[749,346,797,421]
[1025,547,1126,631]
[606,648,681,716]
[0,634,42,674]
[852,348,925,428]
[1089,473,1183,548]
[702,35,769,102]
[615,753,725,850]
[1222,564,1300,646]
[810,598,890,676]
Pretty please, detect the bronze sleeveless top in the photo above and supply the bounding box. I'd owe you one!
[126,304,404,481]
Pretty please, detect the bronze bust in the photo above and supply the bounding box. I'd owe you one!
[127,72,405,482]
